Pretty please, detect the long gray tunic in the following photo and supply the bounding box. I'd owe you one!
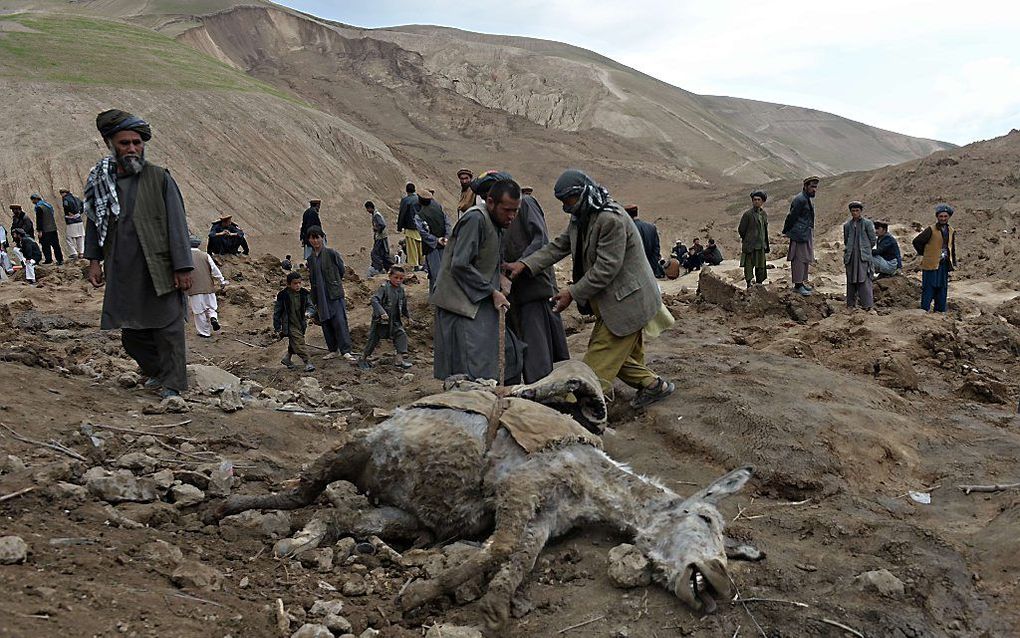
[845,219,870,284]
[84,170,192,330]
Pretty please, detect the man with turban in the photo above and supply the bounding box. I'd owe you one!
[456,168,475,217]
[84,109,194,398]
[738,190,770,288]
[365,200,392,276]
[31,193,62,265]
[502,178,569,382]
[912,204,957,312]
[397,183,423,269]
[300,199,324,260]
[783,176,819,295]
[430,173,524,383]
[505,170,675,409]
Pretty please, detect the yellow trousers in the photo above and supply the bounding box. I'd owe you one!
[404,229,423,267]
[582,302,658,394]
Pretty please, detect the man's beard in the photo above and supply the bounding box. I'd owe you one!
[117,152,145,175]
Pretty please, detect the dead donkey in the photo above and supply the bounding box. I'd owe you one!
[206,397,758,633]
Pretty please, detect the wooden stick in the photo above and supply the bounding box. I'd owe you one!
[0,423,87,462]
[958,481,1020,494]
[92,423,198,442]
[143,419,194,429]
[274,406,353,414]
[275,598,289,636]
[229,337,263,348]
[498,305,507,387]
[153,437,217,461]
[731,627,741,638]
[734,596,809,608]
[814,618,865,638]
[557,615,605,634]
[170,592,225,607]
[0,486,36,503]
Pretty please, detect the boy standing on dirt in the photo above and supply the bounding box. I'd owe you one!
[274,271,316,372]
[359,265,412,369]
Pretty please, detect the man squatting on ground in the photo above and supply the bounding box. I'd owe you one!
[305,225,355,360]
[872,221,902,277]
[188,235,228,337]
[784,176,819,295]
[84,109,194,398]
[738,190,769,288]
[506,169,675,409]
[360,265,413,369]
[842,201,877,311]
[913,203,957,313]
[274,271,316,372]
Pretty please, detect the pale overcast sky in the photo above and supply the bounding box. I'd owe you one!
[279,0,1020,146]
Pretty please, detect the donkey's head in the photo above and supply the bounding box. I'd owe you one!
[634,466,753,613]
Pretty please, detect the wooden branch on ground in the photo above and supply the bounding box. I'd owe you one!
[0,486,36,503]
[228,337,263,349]
[153,437,218,462]
[275,406,353,414]
[143,419,193,429]
[958,481,1020,495]
[814,617,865,637]
[734,596,809,608]
[92,423,198,443]
[0,423,87,462]
[557,615,605,634]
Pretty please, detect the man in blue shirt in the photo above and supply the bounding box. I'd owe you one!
[872,221,902,278]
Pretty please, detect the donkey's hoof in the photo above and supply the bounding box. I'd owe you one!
[479,591,510,636]
[398,578,443,611]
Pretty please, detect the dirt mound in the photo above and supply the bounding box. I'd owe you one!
[696,268,835,323]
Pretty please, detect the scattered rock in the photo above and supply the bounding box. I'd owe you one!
[115,452,159,474]
[401,373,415,383]
[607,543,652,588]
[299,548,333,572]
[140,540,184,566]
[85,468,159,503]
[50,481,88,500]
[358,630,380,638]
[341,573,369,596]
[188,364,242,393]
[151,468,176,489]
[874,353,920,391]
[371,408,392,422]
[221,510,292,539]
[143,395,190,414]
[117,371,141,388]
[206,462,235,498]
[291,625,332,638]
[1,454,26,474]
[297,377,326,406]
[324,390,354,408]
[324,615,353,634]
[116,502,180,527]
[957,377,1010,404]
[239,379,264,396]
[219,385,244,412]
[0,536,29,564]
[170,484,206,507]
[334,537,357,563]
[261,388,297,404]
[853,568,905,598]
[308,599,344,618]
[171,559,224,590]
[425,625,482,638]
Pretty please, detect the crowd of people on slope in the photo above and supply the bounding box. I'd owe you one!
[9,107,961,403]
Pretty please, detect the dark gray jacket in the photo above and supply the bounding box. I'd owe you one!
[783,192,814,243]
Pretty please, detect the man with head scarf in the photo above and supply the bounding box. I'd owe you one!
[300,199,324,260]
[365,200,392,276]
[306,225,355,360]
[60,188,86,260]
[207,214,249,255]
[10,205,33,238]
[626,205,666,278]
[842,201,876,311]
[84,109,194,398]
[413,186,451,293]
[456,168,475,217]
[430,174,524,383]
[912,204,957,312]
[397,183,423,269]
[505,170,675,409]
[503,180,570,382]
[187,235,227,337]
[872,221,902,277]
[31,194,62,266]
[783,176,819,295]
[738,190,770,288]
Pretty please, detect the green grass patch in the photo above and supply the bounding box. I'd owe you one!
[0,12,295,100]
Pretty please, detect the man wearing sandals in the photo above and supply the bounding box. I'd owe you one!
[505,169,675,409]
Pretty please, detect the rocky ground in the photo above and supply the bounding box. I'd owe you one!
[1,244,1019,638]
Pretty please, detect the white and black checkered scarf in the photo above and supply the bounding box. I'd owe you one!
[83,156,119,247]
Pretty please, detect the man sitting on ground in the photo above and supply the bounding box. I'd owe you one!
[872,221,902,278]
[682,238,705,273]
[207,214,249,255]
[702,238,723,266]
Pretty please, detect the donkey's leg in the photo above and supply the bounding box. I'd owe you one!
[203,436,371,524]
[478,514,553,636]
[399,480,541,611]
[275,505,427,558]
[725,537,765,561]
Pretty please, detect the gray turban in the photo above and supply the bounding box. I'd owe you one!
[96,109,152,141]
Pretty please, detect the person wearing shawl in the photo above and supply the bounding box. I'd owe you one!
[84,109,194,398]
[783,176,819,296]
[842,201,876,311]
[430,174,524,383]
[912,204,957,312]
[456,168,475,217]
[738,190,770,288]
[505,170,675,409]
[502,181,569,383]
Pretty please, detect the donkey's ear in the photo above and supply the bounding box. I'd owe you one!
[689,466,753,504]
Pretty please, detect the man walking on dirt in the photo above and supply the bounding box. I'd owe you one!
[431,175,524,383]
[31,193,63,265]
[366,200,392,276]
[84,109,194,398]
[913,204,957,313]
[505,170,675,409]
[783,176,818,296]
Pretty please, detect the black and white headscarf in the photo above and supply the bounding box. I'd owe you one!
[83,156,120,248]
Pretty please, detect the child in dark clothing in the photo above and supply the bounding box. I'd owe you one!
[273,271,316,372]
[359,265,412,369]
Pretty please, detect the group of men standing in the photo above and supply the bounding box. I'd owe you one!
[2,188,88,282]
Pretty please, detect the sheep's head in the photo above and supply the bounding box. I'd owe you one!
[635,466,753,613]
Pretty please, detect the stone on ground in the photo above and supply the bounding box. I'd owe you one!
[291,624,332,638]
[607,543,652,588]
[85,468,159,503]
[187,364,242,393]
[0,536,29,564]
[853,568,905,598]
[425,625,483,638]
[219,385,244,412]
[170,483,206,507]
[171,559,224,590]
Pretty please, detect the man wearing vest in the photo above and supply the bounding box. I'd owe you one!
[430,175,524,383]
[187,235,228,337]
[912,203,957,313]
[31,193,63,266]
[84,109,194,398]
